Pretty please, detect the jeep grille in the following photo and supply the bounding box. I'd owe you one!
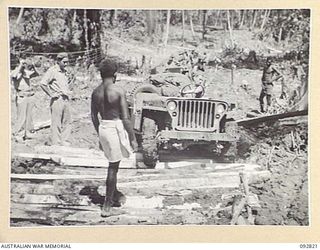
[168,99,227,132]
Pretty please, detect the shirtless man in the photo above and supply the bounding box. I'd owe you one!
[259,57,283,113]
[91,59,137,217]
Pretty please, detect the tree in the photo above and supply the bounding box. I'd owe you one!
[239,10,245,29]
[181,10,185,45]
[202,10,207,40]
[145,10,157,43]
[16,8,24,24]
[227,10,234,47]
[163,10,171,46]
[187,10,196,39]
[250,10,257,30]
[260,9,270,31]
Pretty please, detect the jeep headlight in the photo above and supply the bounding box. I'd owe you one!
[216,103,226,114]
[167,101,177,111]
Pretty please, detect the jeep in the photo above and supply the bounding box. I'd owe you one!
[128,79,238,168]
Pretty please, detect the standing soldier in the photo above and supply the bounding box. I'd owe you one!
[11,56,39,141]
[91,59,137,217]
[259,57,283,113]
[40,52,72,146]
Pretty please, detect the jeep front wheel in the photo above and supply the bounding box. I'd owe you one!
[220,122,239,162]
[141,117,159,168]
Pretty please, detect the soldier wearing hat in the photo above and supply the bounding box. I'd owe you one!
[259,57,284,113]
[91,59,137,217]
[11,55,39,141]
[40,52,72,146]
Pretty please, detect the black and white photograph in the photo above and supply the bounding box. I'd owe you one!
[9,7,309,226]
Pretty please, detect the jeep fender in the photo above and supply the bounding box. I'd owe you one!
[132,84,161,131]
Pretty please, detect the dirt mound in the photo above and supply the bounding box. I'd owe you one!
[237,118,308,225]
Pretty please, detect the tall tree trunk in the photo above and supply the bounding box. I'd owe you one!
[182,10,185,45]
[73,9,77,23]
[114,10,118,20]
[229,10,233,30]
[277,10,282,43]
[215,10,221,26]
[164,10,171,46]
[188,11,196,39]
[83,9,89,51]
[285,30,291,46]
[250,10,257,30]
[202,10,207,40]
[146,10,157,44]
[260,9,270,31]
[237,10,241,25]
[146,10,153,41]
[109,10,114,26]
[66,10,73,43]
[198,10,201,23]
[69,10,77,44]
[239,10,245,29]
[16,8,24,24]
[278,25,283,43]
[227,10,234,47]
[86,9,101,51]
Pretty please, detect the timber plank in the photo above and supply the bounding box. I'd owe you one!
[11,193,91,205]
[34,120,51,131]
[11,170,270,190]
[11,182,55,194]
[118,170,270,190]
[12,153,61,164]
[11,193,63,204]
[237,110,308,127]
[13,152,140,169]
[59,155,139,168]
[34,145,105,158]
[11,174,106,180]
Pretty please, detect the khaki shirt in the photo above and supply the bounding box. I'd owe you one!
[41,64,71,98]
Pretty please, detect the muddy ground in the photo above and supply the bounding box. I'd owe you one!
[10,29,308,226]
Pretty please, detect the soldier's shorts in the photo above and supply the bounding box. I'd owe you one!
[99,120,132,163]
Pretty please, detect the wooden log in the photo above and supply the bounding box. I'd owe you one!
[236,215,248,225]
[34,145,105,158]
[10,204,95,225]
[11,206,49,223]
[11,193,91,206]
[230,197,246,225]
[11,183,55,195]
[11,202,99,212]
[11,201,163,226]
[119,170,270,190]
[64,209,162,225]
[213,163,261,171]
[11,193,63,204]
[237,110,308,127]
[12,153,61,164]
[33,120,51,131]
[11,193,163,209]
[11,170,270,189]
[12,152,142,169]
[60,154,140,169]
[11,174,106,181]
[246,111,260,118]
[239,172,254,225]
[155,161,199,169]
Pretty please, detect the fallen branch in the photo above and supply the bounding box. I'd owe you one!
[230,196,246,225]
[240,172,254,225]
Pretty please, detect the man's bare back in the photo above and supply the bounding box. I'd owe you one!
[91,82,136,147]
[91,84,124,120]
